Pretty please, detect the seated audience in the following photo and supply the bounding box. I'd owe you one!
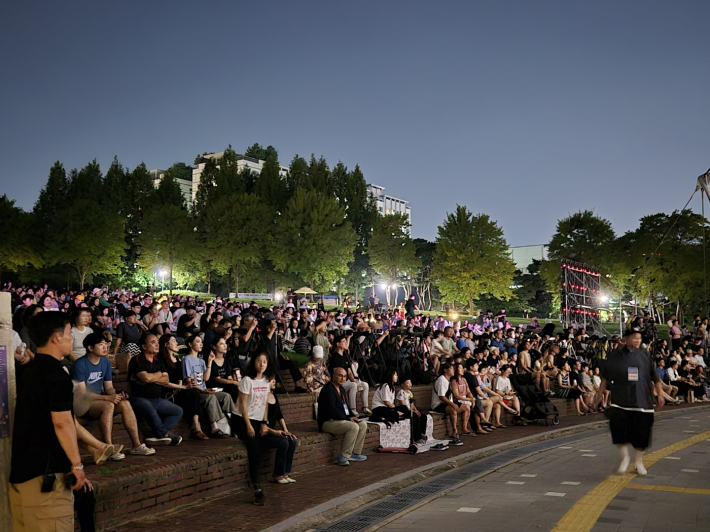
[128,334,184,446]
[317,367,369,466]
[72,332,155,458]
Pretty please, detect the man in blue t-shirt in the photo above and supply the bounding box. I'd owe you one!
[71,333,155,458]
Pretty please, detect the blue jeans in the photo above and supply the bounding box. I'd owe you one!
[130,396,183,438]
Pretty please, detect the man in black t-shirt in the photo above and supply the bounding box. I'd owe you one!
[600,324,664,476]
[176,304,200,339]
[10,312,88,532]
[128,334,184,446]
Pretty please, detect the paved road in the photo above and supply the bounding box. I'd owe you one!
[323,409,710,532]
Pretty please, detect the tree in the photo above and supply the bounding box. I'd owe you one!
[0,196,38,281]
[286,155,308,193]
[203,193,273,294]
[434,205,516,315]
[368,213,419,305]
[244,143,278,162]
[136,204,196,295]
[34,162,69,227]
[52,199,125,289]
[155,172,186,208]
[271,188,356,292]
[612,210,707,321]
[414,238,437,310]
[165,162,193,182]
[254,155,287,211]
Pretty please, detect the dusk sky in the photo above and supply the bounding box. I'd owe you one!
[1,1,709,246]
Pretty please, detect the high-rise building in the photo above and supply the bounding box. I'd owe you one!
[148,169,194,209]
[366,183,411,224]
[191,152,288,202]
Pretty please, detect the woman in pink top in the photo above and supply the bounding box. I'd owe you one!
[670,319,682,351]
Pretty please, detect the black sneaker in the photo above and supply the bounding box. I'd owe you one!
[254,490,265,506]
[167,432,183,446]
[431,443,449,451]
[449,438,463,446]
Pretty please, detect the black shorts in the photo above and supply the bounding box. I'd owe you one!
[607,407,654,449]
[433,403,448,414]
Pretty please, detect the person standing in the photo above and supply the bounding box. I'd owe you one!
[600,323,664,476]
[10,312,89,532]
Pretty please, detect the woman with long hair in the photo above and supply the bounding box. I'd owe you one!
[233,352,295,506]
[158,334,231,440]
[371,368,407,423]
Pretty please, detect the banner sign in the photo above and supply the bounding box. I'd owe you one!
[0,345,9,438]
[237,293,274,300]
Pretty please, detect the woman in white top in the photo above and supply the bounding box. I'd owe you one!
[232,352,292,506]
[371,369,406,423]
[70,308,93,363]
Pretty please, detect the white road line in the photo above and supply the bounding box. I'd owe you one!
[561,481,581,485]
[506,481,526,485]
[520,474,537,478]
[581,454,597,457]
[457,507,481,513]
[681,469,700,473]
[664,456,681,460]
[559,446,573,449]
[545,492,566,497]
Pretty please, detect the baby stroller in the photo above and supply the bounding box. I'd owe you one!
[510,374,559,426]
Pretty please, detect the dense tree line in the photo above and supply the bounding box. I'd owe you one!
[4,145,702,319]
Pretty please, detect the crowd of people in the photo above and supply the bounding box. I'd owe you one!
[7,282,710,529]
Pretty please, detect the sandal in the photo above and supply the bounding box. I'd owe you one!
[192,429,209,440]
[494,424,507,428]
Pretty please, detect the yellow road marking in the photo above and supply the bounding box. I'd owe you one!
[551,430,710,532]
[626,484,710,496]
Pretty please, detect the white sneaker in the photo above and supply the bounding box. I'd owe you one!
[108,452,126,461]
[362,408,373,416]
[635,461,647,475]
[351,410,360,417]
[129,444,156,456]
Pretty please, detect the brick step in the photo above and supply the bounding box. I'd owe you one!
[89,408,534,531]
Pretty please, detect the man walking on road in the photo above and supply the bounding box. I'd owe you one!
[600,321,664,475]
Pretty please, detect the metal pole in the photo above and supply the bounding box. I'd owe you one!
[704,193,708,319]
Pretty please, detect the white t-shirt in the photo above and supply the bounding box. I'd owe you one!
[430,375,450,410]
[396,388,413,408]
[237,376,270,421]
[372,384,396,409]
[72,326,93,358]
[495,375,512,395]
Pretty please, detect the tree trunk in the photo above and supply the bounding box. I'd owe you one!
[234,264,240,296]
[469,297,474,317]
[169,263,174,296]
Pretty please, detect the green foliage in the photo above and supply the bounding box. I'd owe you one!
[254,155,287,211]
[434,205,516,315]
[271,188,356,292]
[52,199,126,289]
[136,203,197,294]
[165,162,193,182]
[245,143,278,163]
[155,171,186,208]
[0,195,39,276]
[203,193,274,294]
[369,213,419,281]
[34,161,69,227]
